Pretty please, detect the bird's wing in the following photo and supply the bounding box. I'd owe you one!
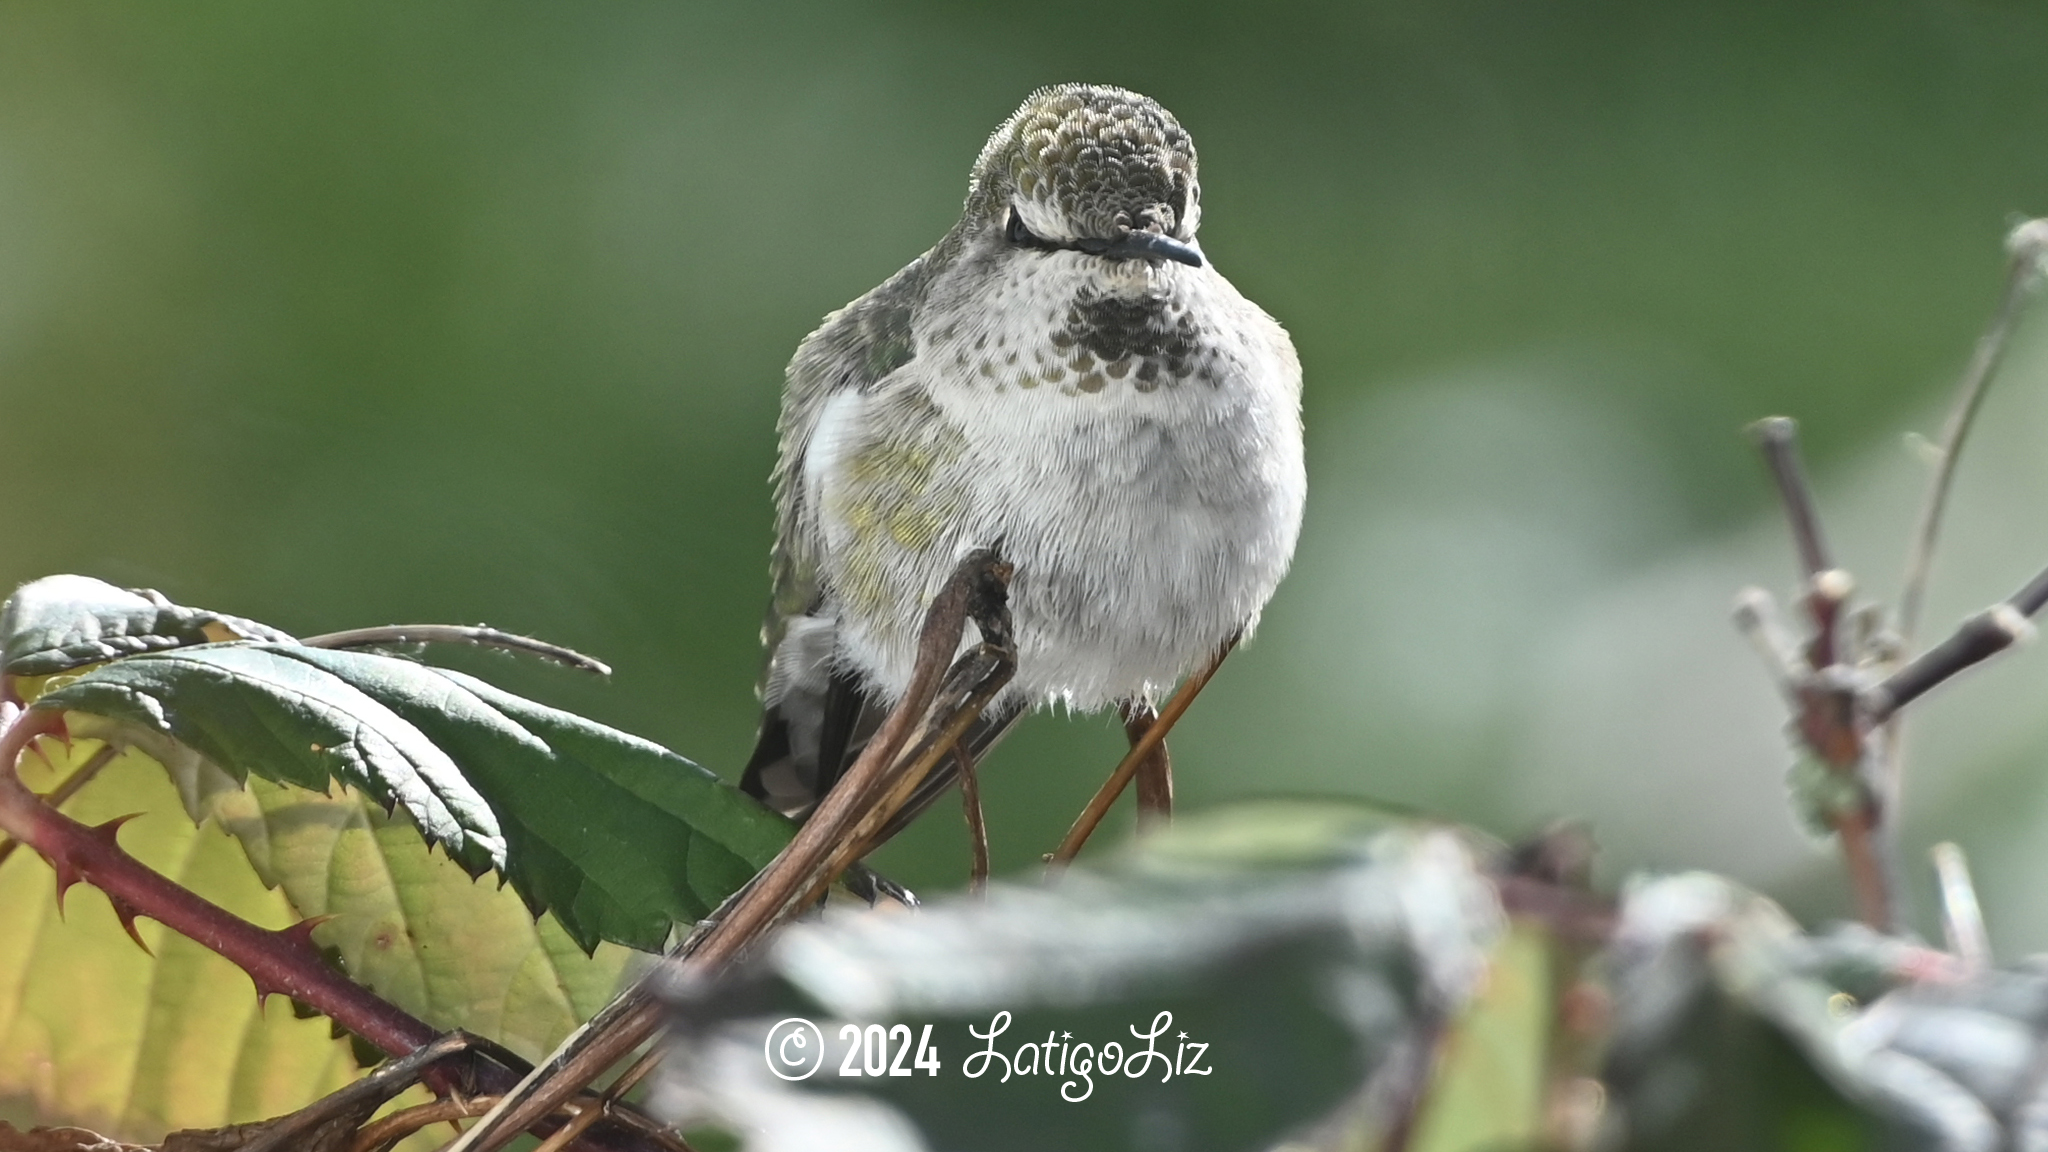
[744,251,935,815]
[762,251,933,657]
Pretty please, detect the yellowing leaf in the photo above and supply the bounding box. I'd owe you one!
[206,776,640,1065]
[0,729,636,1145]
[0,736,359,1136]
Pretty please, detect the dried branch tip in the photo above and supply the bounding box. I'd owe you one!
[1988,603,2036,646]
[1747,415,1798,444]
[1732,587,1802,695]
[2005,217,2048,278]
[1931,841,1990,972]
[1811,568,1855,605]
[1731,586,1775,629]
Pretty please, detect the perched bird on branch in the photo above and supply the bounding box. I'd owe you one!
[743,83,1305,839]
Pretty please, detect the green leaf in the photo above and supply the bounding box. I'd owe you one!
[1,576,292,678]
[37,643,793,952]
[204,775,642,1065]
[40,647,507,877]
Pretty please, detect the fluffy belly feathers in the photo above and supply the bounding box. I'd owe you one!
[812,352,1302,710]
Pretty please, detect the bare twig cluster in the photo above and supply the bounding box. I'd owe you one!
[1736,219,2048,931]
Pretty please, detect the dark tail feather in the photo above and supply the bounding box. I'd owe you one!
[811,667,875,806]
[738,710,791,805]
[742,666,878,820]
[743,671,1024,851]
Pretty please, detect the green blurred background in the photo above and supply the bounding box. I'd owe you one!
[7,1,2048,948]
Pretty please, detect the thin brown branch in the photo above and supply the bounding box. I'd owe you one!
[595,1047,670,1134]
[0,741,118,871]
[1789,665,1893,930]
[692,550,1011,965]
[241,1031,483,1152]
[1050,634,1236,866]
[1897,222,2048,646]
[530,1104,606,1152]
[1747,417,1852,669]
[529,1086,693,1152]
[1862,558,2048,723]
[956,744,989,893]
[444,1000,666,1152]
[830,642,1015,895]
[1730,587,1803,704]
[1833,807,1892,931]
[348,1095,500,1152]
[1743,417,1896,930]
[444,551,1014,1152]
[1869,223,2048,932]
[1122,700,1174,829]
[299,625,611,676]
[1748,417,1834,581]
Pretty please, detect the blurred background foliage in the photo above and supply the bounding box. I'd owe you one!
[6,1,2048,953]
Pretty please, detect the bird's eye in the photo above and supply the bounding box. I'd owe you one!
[1005,207,1045,248]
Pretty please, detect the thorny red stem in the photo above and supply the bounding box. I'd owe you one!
[0,706,439,1055]
[0,704,662,1151]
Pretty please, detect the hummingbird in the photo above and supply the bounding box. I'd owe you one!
[741,83,1305,830]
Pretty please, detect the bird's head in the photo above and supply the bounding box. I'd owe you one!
[963,84,1204,269]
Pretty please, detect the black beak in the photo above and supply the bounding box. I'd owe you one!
[1101,230,1205,268]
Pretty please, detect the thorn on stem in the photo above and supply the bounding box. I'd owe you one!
[106,895,153,955]
[88,813,143,847]
[49,855,84,914]
[278,915,336,952]
[249,973,290,1006]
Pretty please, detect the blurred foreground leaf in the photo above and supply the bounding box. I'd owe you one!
[1596,874,2031,1151]
[1408,924,1551,1152]
[656,803,1506,1152]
